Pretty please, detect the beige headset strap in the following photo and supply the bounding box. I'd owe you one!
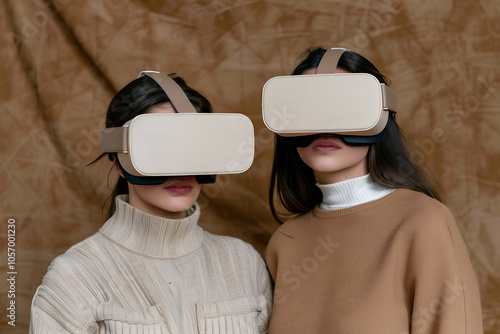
[315,48,348,74]
[382,85,398,112]
[100,126,128,153]
[139,71,197,114]
[100,71,197,153]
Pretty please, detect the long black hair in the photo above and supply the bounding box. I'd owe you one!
[91,74,212,219]
[269,47,443,223]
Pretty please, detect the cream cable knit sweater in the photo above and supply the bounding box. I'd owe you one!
[30,195,272,334]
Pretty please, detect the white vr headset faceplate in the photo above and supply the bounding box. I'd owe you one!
[262,72,397,137]
[100,113,254,177]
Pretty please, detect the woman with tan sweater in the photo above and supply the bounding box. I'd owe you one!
[264,47,483,333]
[30,72,272,333]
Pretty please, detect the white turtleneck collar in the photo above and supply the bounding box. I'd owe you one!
[316,174,395,210]
[98,195,204,258]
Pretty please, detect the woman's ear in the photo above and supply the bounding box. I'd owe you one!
[111,154,125,178]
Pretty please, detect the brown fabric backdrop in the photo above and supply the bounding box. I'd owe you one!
[1,0,499,332]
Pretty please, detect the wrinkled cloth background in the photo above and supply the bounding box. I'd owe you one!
[1,0,499,332]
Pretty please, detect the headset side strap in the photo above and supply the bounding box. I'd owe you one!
[100,127,129,153]
[315,48,349,74]
[381,85,398,112]
[141,72,197,113]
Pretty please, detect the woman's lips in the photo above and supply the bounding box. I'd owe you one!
[311,139,341,152]
[164,181,193,194]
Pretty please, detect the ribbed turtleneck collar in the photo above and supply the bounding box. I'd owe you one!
[316,174,395,210]
[98,195,204,258]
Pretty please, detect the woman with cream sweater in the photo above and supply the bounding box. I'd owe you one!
[30,73,272,333]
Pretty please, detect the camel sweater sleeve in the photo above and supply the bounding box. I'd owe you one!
[405,202,483,333]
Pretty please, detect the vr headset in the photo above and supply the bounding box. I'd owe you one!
[100,71,254,185]
[262,48,398,146]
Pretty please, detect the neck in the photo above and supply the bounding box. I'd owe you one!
[315,160,368,184]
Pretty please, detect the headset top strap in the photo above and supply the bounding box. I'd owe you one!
[315,48,349,74]
[138,71,197,113]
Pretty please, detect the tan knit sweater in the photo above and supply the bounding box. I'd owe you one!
[30,195,272,333]
[265,189,483,334]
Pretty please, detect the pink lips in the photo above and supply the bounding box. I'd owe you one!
[312,139,341,152]
[164,181,193,194]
